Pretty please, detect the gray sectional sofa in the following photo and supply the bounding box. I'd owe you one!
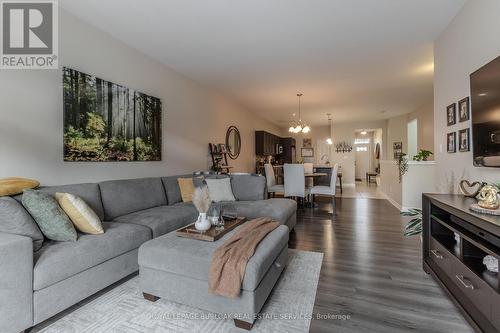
[0,174,296,333]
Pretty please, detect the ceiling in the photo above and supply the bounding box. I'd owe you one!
[60,0,466,127]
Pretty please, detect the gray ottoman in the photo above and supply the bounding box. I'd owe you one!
[138,224,289,330]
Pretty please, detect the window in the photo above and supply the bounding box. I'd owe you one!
[356,146,368,152]
[354,138,370,144]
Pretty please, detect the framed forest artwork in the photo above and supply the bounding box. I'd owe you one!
[63,67,162,161]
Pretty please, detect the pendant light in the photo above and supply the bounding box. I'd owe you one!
[326,113,333,144]
[288,93,310,134]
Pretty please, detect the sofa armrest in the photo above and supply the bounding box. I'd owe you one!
[0,233,33,333]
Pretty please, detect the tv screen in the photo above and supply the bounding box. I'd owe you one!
[470,55,500,167]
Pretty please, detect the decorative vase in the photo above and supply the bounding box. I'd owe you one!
[195,213,211,231]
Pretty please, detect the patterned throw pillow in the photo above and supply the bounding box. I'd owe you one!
[22,189,77,242]
[55,192,104,234]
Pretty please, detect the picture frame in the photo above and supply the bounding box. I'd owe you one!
[447,103,456,126]
[301,148,314,157]
[302,138,312,148]
[393,141,402,160]
[458,97,470,122]
[459,128,470,152]
[63,67,162,162]
[447,132,456,153]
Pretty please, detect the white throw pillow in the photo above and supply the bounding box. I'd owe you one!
[205,178,236,202]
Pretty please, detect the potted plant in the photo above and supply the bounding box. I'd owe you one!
[401,208,422,237]
[413,149,433,161]
[397,153,408,183]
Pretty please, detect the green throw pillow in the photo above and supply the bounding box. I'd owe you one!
[22,189,77,242]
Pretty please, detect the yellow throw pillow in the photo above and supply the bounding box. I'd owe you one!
[55,192,104,234]
[0,177,40,196]
[178,177,203,203]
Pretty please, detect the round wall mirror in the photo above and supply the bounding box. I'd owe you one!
[226,126,241,159]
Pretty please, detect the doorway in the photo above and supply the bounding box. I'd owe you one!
[354,131,373,181]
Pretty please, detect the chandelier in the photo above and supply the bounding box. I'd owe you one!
[288,93,310,134]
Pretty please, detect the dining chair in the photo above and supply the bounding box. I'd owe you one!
[310,163,339,215]
[303,162,314,188]
[264,164,284,198]
[284,164,310,205]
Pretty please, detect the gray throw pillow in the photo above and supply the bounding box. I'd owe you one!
[0,196,44,251]
[22,189,77,242]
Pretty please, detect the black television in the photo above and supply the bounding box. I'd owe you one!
[470,55,500,167]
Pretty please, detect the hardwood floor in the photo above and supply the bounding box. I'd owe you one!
[289,197,474,333]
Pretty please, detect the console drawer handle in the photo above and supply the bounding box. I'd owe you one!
[430,249,443,259]
[456,275,475,290]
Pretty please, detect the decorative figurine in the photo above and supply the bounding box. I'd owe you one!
[477,185,500,210]
[459,179,485,197]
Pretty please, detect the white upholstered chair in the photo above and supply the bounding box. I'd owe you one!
[310,163,339,215]
[264,164,284,197]
[284,164,310,205]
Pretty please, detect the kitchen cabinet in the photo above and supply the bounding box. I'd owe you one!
[255,131,280,156]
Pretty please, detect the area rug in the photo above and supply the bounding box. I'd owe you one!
[33,249,323,333]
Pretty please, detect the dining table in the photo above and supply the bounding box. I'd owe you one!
[304,173,328,177]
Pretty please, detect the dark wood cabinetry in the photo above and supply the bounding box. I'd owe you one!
[423,194,500,333]
[279,137,296,163]
[255,131,280,156]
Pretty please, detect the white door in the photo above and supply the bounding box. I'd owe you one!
[355,145,370,180]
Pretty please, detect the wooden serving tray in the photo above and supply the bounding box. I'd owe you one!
[175,217,247,242]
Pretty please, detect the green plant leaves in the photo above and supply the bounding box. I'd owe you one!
[401,208,422,237]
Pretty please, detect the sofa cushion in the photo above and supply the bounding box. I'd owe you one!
[139,224,289,291]
[230,174,266,201]
[0,196,44,251]
[222,199,296,225]
[33,221,151,291]
[15,183,105,221]
[113,204,198,238]
[99,178,167,220]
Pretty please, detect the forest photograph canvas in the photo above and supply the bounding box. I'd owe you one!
[63,67,162,161]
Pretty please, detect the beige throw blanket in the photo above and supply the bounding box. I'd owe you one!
[208,217,279,298]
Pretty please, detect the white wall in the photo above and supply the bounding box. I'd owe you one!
[409,101,434,155]
[379,160,401,208]
[407,119,418,159]
[434,0,500,193]
[385,102,434,161]
[402,161,435,209]
[379,160,435,210]
[386,114,408,160]
[0,9,281,185]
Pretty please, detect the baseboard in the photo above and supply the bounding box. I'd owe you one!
[380,192,402,211]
